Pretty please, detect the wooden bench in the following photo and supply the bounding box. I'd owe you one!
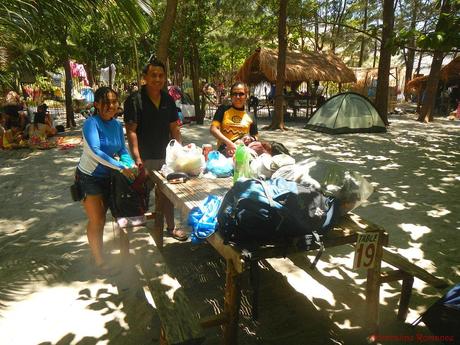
[115,217,205,345]
[379,248,449,321]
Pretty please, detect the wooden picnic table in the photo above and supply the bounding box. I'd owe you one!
[151,171,389,344]
[284,94,316,118]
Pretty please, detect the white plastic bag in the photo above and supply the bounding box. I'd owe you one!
[165,139,205,176]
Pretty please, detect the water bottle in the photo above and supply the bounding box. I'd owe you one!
[233,144,249,183]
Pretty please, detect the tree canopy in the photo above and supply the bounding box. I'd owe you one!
[1,0,459,123]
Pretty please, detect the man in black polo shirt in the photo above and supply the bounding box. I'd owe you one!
[124,58,187,242]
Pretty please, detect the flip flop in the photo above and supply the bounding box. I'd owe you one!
[167,228,189,241]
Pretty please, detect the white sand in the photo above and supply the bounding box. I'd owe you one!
[0,112,459,344]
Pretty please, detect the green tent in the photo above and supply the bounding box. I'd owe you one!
[305,92,386,134]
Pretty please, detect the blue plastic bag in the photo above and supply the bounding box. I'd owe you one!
[206,151,233,177]
[188,195,222,243]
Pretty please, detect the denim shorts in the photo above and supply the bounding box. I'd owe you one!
[76,168,110,201]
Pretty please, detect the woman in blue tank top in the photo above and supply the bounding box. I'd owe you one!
[76,87,135,275]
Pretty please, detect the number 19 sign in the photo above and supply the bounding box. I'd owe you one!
[353,232,380,269]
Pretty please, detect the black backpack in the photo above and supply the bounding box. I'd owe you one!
[413,283,460,344]
[217,178,333,247]
[109,168,150,218]
[123,91,143,126]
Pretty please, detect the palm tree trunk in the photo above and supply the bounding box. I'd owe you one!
[268,0,288,130]
[63,58,76,128]
[374,0,394,126]
[417,0,451,123]
[132,35,141,89]
[86,61,94,87]
[358,0,369,67]
[314,12,320,51]
[417,51,444,122]
[404,0,417,100]
[157,0,179,67]
[190,41,203,124]
[372,39,378,68]
[108,61,113,88]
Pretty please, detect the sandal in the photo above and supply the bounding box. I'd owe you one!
[167,228,189,242]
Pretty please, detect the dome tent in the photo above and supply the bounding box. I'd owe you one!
[305,92,386,134]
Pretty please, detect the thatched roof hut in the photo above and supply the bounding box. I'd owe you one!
[406,56,460,93]
[406,75,427,93]
[350,66,400,96]
[235,47,356,85]
[440,56,460,81]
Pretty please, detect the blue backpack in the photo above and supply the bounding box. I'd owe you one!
[217,178,333,247]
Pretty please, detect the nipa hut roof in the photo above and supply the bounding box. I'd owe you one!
[440,56,460,80]
[407,56,460,92]
[406,75,427,92]
[235,47,356,85]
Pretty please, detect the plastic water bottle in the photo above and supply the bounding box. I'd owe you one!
[233,144,249,183]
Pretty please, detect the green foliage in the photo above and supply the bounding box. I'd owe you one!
[2,0,460,95]
[417,11,460,52]
[0,0,148,92]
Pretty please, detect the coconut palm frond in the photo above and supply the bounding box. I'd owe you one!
[100,0,149,35]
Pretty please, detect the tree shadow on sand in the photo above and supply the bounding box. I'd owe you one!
[0,148,160,344]
[159,240,368,344]
[178,115,459,343]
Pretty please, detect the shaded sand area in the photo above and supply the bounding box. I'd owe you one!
[0,113,459,344]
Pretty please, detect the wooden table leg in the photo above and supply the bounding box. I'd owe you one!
[151,208,164,249]
[118,227,130,258]
[397,275,414,321]
[222,259,241,345]
[365,231,385,334]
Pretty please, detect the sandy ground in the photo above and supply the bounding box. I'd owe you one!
[0,110,459,345]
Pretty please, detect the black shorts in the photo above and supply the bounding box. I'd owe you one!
[76,168,110,202]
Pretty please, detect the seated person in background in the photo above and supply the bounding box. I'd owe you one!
[35,103,53,127]
[210,81,258,157]
[316,95,326,107]
[248,95,259,115]
[2,91,28,130]
[2,120,26,149]
[28,112,57,140]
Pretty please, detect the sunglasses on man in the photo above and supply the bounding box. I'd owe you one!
[231,92,246,97]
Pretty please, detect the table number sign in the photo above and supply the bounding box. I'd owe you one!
[353,232,380,269]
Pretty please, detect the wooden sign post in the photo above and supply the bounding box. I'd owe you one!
[353,232,380,269]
